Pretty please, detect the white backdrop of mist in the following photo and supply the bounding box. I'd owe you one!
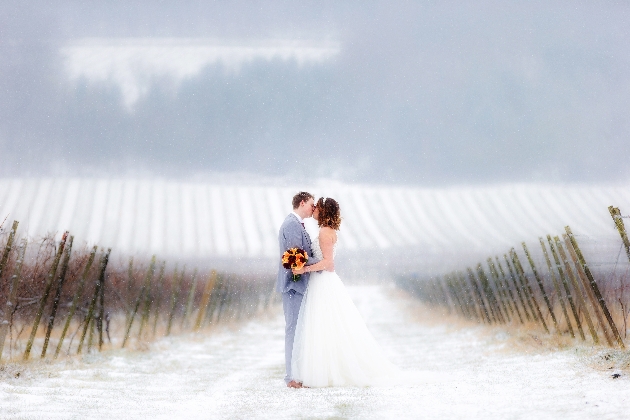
[1,1,629,185]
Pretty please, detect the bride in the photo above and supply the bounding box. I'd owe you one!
[290,197,400,387]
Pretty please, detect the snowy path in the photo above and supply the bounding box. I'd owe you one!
[1,285,628,419]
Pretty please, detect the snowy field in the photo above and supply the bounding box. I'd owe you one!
[1,285,628,419]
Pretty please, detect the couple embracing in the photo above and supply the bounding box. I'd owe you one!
[277,192,399,388]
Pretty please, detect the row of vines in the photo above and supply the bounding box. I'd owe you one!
[397,206,630,348]
[0,220,275,362]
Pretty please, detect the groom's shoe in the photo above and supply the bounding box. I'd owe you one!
[287,380,302,388]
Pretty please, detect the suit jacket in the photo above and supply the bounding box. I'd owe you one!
[276,213,320,294]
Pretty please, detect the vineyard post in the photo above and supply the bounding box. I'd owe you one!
[54,246,97,359]
[539,237,574,338]
[454,274,474,319]
[609,206,630,263]
[24,231,69,360]
[77,249,110,354]
[442,276,459,316]
[42,235,74,358]
[467,268,491,323]
[566,226,624,348]
[476,264,504,323]
[166,265,183,336]
[151,261,166,337]
[563,231,616,347]
[495,257,524,323]
[486,259,512,322]
[87,317,95,352]
[549,236,585,340]
[511,249,548,333]
[0,239,26,361]
[181,268,199,329]
[451,274,472,319]
[503,255,532,322]
[437,277,454,313]
[96,248,111,350]
[138,257,157,340]
[216,278,230,323]
[458,272,481,322]
[510,250,541,323]
[432,278,447,311]
[122,256,156,347]
[555,237,598,344]
[194,270,218,331]
[0,221,19,280]
[445,275,467,318]
[125,258,134,324]
[204,275,222,325]
[522,242,558,331]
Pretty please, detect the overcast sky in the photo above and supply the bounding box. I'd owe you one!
[1,1,629,185]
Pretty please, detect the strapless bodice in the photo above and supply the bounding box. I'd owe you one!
[311,233,337,260]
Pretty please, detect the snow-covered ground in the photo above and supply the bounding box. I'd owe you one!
[1,285,628,419]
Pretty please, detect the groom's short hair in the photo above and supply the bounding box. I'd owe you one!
[292,192,314,209]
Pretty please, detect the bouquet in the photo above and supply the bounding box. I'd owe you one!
[282,248,309,281]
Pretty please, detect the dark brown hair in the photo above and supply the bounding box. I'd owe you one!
[316,197,341,230]
[292,191,314,209]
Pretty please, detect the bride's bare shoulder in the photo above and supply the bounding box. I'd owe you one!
[319,226,337,242]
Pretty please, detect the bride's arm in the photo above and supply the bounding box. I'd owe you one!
[294,228,336,273]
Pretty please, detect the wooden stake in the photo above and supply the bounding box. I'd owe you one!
[467,268,491,323]
[41,236,74,358]
[550,236,585,340]
[494,257,524,323]
[96,248,110,350]
[563,231,615,347]
[566,226,624,348]
[0,239,26,361]
[476,264,505,323]
[122,256,156,348]
[486,258,512,322]
[609,206,630,264]
[458,272,481,322]
[445,275,468,318]
[511,249,549,333]
[166,265,183,336]
[24,231,68,360]
[54,246,97,359]
[77,249,110,354]
[0,221,19,281]
[194,270,218,331]
[522,242,558,330]
[181,268,198,329]
[138,257,157,340]
[511,250,539,323]
[539,237,574,337]
[555,237,598,344]
[501,256,530,322]
[152,262,166,337]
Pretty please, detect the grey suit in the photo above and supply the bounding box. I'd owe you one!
[277,213,320,383]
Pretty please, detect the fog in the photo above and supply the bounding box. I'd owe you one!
[1,1,629,185]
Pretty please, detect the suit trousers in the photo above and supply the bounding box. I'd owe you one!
[282,289,303,384]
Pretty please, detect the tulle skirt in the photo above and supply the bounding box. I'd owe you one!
[291,271,400,387]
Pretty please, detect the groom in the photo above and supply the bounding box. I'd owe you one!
[277,191,324,388]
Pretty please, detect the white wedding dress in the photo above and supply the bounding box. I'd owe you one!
[291,228,400,387]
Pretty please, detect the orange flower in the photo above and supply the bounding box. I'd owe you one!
[281,248,308,272]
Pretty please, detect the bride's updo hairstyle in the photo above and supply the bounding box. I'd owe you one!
[316,197,342,230]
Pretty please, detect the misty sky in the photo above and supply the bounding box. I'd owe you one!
[1,1,629,185]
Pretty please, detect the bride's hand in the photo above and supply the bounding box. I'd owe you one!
[292,267,306,275]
